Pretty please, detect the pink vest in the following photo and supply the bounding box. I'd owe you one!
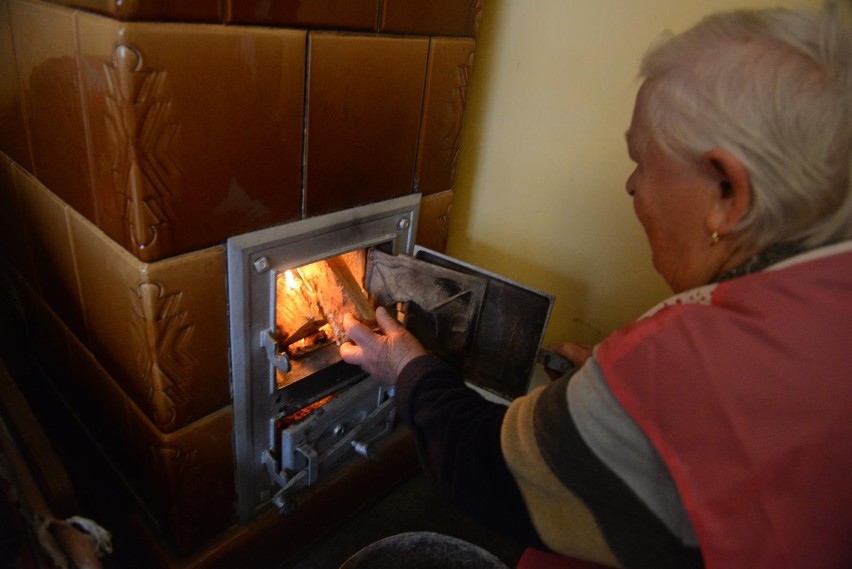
[598,247,852,568]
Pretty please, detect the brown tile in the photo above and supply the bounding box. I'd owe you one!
[227,0,379,31]
[416,38,475,195]
[77,14,305,261]
[0,0,32,170]
[381,0,482,37]
[66,328,133,469]
[69,208,231,433]
[9,0,95,220]
[305,33,428,215]
[17,269,234,553]
[124,404,236,553]
[416,190,453,253]
[45,0,223,22]
[16,278,73,382]
[63,306,235,553]
[0,153,33,281]
[13,163,86,337]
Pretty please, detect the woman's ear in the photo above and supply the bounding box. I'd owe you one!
[702,148,752,235]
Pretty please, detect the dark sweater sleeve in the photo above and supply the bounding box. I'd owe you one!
[394,354,546,547]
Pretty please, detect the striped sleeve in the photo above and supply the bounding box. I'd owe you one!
[501,359,703,568]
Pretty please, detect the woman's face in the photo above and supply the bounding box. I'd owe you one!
[625,104,723,292]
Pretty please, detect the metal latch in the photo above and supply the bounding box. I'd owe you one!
[261,329,291,373]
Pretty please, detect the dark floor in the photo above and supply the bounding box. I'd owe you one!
[285,472,525,569]
[2,354,526,569]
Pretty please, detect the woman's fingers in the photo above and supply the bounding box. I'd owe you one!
[338,340,362,365]
[340,307,426,383]
[374,306,402,334]
[549,342,592,367]
[343,312,375,347]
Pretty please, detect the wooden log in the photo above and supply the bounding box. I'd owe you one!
[324,256,376,323]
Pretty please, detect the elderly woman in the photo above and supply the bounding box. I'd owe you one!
[340,4,852,568]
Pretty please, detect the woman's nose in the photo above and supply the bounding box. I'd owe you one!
[626,172,637,197]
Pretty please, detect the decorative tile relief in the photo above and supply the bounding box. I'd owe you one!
[130,281,194,432]
[416,38,475,195]
[0,0,32,170]
[130,407,236,553]
[226,0,379,31]
[102,42,181,257]
[65,301,235,553]
[69,205,230,433]
[416,190,454,253]
[381,0,482,37]
[77,13,306,262]
[305,33,428,215]
[9,0,94,219]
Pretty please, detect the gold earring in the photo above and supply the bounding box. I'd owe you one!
[710,231,720,245]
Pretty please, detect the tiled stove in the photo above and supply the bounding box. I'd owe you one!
[0,0,481,566]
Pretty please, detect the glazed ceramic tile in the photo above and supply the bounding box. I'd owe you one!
[67,324,235,553]
[123,404,236,553]
[77,13,306,261]
[227,0,379,31]
[416,190,454,253]
[66,327,133,470]
[416,38,475,195]
[13,163,86,337]
[0,0,32,170]
[0,153,33,281]
[16,278,73,383]
[381,0,482,37]
[69,207,231,433]
[44,0,223,22]
[305,33,428,216]
[9,0,95,220]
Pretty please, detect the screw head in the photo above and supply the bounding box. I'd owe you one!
[253,256,270,273]
[274,495,297,517]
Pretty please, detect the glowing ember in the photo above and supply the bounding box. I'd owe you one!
[277,394,335,428]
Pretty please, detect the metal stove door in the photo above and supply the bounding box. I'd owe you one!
[365,247,554,400]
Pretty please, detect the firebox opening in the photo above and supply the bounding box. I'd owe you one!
[274,247,378,391]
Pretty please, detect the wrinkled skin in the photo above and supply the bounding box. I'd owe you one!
[625,82,756,292]
[340,306,426,385]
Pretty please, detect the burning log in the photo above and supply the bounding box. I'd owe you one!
[324,256,376,323]
[276,251,375,347]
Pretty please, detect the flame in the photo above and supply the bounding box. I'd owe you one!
[284,269,299,290]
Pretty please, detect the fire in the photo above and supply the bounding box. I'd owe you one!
[274,250,373,390]
[284,269,299,290]
[277,394,335,428]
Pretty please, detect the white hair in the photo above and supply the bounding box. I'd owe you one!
[637,2,852,250]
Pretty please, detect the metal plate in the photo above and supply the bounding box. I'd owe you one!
[366,249,487,366]
[367,247,554,400]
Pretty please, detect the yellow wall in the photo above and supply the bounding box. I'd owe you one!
[449,0,820,346]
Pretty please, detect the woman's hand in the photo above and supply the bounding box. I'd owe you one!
[545,342,592,380]
[340,306,426,385]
